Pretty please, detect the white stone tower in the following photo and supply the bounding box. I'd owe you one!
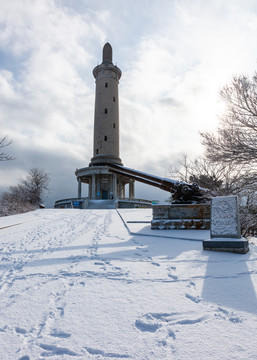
[55,43,158,208]
[74,43,135,204]
[90,43,122,166]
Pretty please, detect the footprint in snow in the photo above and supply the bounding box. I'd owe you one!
[135,318,161,333]
[57,307,64,317]
[187,281,196,288]
[175,317,205,325]
[214,306,243,323]
[167,266,178,281]
[168,266,176,271]
[94,261,105,266]
[39,343,77,357]
[135,313,177,348]
[84,346,130,358]
[15,327,27,335]
[132,239,140,245]
[50,329,71,338]
[168,273,178,281]
[136,311,206,338]
[158,339,168,347]
[167,329,176,340]
[0,325,7,332]
[185,293,201,304]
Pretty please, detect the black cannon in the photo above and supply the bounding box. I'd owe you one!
[172,182,206,203]
[107,164,208,204]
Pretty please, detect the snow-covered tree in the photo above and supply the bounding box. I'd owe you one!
[0,168,49,216]
[0,186,35,216]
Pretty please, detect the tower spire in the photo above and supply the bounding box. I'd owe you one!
[103,43,112,63]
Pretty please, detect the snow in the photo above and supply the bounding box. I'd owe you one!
[119,209,209,241]
[0,208,257,359]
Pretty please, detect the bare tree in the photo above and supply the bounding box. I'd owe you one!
[169,154,257,233]
[0,136,14,161]
[169,154,191,183]
[201,74,257,165]
[199,73,257,233]
[21,168,50,206]
[169,154,256,195]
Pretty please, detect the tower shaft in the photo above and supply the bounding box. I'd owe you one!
[90,43,122,166]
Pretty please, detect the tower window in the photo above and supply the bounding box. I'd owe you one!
[105,83,108,88]
[113,96,116,102]
[113,123,116,129]
[104,136,107,141]
[105,108,108,114]
[96,149,99,154]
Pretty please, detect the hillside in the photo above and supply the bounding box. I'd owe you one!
[0,209,256,359]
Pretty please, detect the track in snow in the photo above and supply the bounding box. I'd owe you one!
[0,209,256,360]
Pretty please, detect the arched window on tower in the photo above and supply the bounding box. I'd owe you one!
[105,108,108,114]
[105,83,108,88]
[104,136,107,141]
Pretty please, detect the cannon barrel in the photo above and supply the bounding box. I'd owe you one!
[107,164,208,203]
[107,164,177,192]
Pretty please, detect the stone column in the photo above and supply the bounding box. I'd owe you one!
[121,183,125,199]
[91,175,96,199]
[88,178,92,199]
[117,179,121,199]
[112,174,117,199]
[96,176,101,199]
[129,180,135,199]
[78,178,82,198]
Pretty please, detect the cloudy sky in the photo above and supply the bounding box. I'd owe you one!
[1,0,257,206]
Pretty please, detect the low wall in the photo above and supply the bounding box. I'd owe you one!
[118,199,152,208]
[54,197,152,209]
[54,197,89,209]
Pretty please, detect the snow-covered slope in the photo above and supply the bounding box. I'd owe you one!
[0,209,256,359]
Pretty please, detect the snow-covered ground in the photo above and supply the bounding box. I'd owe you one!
[0,208,257,360]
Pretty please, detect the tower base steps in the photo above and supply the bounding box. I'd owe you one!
[86,200,117,209]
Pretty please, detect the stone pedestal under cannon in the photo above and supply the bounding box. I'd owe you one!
[151,203,211,230]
